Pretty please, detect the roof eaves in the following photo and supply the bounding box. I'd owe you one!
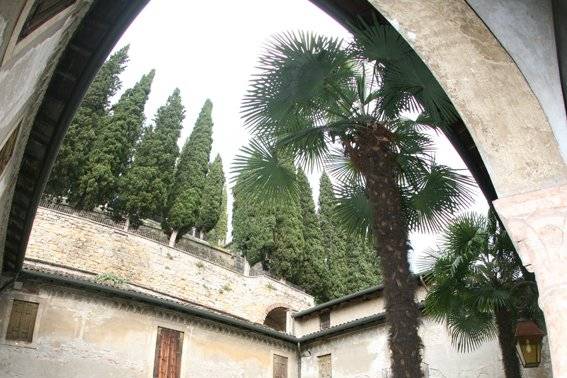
[298,313,387,343]
[292,285,384,319]
[20,268,298,344]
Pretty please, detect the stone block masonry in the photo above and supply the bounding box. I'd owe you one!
[25,207,314,323]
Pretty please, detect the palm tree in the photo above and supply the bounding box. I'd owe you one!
[234,23,473,377]
[419,212,542,378]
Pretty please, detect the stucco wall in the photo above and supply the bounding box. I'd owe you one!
[0,0,91,270]
[25,207,314,323]
[466,0,567,163]
[0,281,298,378]
[300,319,551,378]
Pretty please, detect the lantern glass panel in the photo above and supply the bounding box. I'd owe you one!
[516,336,542,368]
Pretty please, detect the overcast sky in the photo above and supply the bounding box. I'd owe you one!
[112,0,488,264]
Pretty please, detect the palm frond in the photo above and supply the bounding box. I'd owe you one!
[242,31,355,136]
[446,307,496,352]
[231,138,298,204]
[324,146,364,185]
[350,21,412,63]
[334,179,372,239]
[403,163,475,233]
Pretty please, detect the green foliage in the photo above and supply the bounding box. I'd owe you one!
[234,24,473,375]
[94,272,126,286]
[292,169,327,300]
[166,100,214,234]
[420,211,542,352]
[197,155,225,233]
[207,184,228,246]
[74,70,155,209]
[232,173,304,280]
[119,88,185,222]
[317,173,380,300]
[46,46,129,198]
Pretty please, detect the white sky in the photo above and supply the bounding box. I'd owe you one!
[112,0,488,266]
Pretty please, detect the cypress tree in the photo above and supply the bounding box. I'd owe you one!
[207,184,228,246]
[344,234,382,292]
[46,46,129,199]
[166,99,213,245]
[232,178,277,267]
[73,69,155,209]
[120,88,185,229]
[271,194,305,280]
[318,173,349,299]
[232,172,304,282]
[196,154,225,235]
[317,173,382,300]
[295,169,327,301]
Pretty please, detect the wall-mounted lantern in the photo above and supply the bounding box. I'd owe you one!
[515,319,545,368]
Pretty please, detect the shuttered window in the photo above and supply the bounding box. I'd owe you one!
[319,311,330,330]
[153,327,183,378]
[318,354,332,378]
[6,300,39,342]
[0,125,19,178]
[273,354,288,378]
[18,0,76,41]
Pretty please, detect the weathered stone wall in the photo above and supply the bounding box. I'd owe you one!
[26,207,314,323]
[0,0,91,270]
[0,281,299,378]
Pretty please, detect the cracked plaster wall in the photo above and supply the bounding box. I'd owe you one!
[0,282,298,378]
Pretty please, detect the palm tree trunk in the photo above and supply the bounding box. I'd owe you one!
[494,308,521,378]
[352,125,423,378]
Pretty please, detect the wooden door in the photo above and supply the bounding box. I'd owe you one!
[273,354,288,378]
[154,327,183,378]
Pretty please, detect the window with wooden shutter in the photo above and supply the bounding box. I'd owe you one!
[18,0,76,41]
[0,125,19,179]
[6,300,39,342]
[319,311,330,330]
[273,354,288,378]
[318,354,332,378]
[153,327,183,378]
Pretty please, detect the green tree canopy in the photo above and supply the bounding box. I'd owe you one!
[74,69,155,209]
[46,46,129,198]
[294,169,327,301]
[233,25,473,376]
[196,154,226,233]
[207,184,228,246]
[166,99,214,243]
[420,212,542,378]
[120,88,185,226]
[318,173,349,299]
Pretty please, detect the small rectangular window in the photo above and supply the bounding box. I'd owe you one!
[153,327,183,378]
[319,311,330,330]
[318,354,332,378]
[273,354,288,378]
[6,300,39,342]
[18,0,76,41]
[0,125,19,178]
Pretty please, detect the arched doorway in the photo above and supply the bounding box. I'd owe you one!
[264,306,289,332]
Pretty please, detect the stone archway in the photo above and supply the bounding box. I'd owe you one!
[263,305,290,332]
[1,0,567,375]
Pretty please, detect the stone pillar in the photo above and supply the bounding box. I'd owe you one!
[494,184,567,377]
